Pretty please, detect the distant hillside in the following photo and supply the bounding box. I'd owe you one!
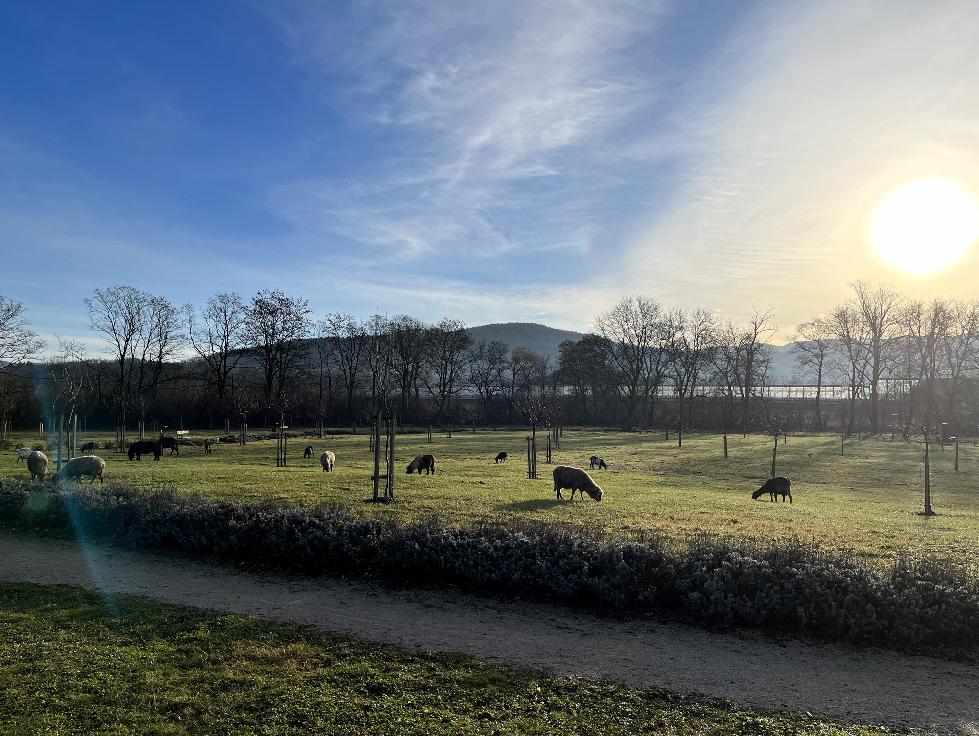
[469,323,807,383]
[467,322,585,362]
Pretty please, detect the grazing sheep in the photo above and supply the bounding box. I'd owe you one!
[304,446,313,459]
[203,438,212,454]
[752,477,792,503]
[406,454,436,475]
[26,450,48,481]
[58,455,105,484]
[128,440,161,461]
[553,465,603,502]
[16,447,31,462]
[160,436,180,455]
[80,441,96,453]
[589,455,608,470]
[495,451,508,463]
[320,450,336,472]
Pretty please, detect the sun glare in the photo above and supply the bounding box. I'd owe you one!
[870,180,979,276]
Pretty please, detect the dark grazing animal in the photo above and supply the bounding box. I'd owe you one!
[406,454,436,474]
[203,439,212,454]
[160,436,179,455]
[304,445,313,459]
[495,451,508,463]
[752,476,792,503]
[128,440,161,461]
[589,455,608,470]
[80,441,96,453]
[553,465,603,502]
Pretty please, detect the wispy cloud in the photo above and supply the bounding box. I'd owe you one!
[261,0,670,261]
[625,1,979,335]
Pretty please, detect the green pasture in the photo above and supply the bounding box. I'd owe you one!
[0,582,885,735]
[3,428,978,564]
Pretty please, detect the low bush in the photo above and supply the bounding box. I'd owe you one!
[0,478,976,655]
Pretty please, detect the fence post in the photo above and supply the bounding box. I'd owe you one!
[56,414,63,474]
[923,431,933,515]
[532,436,537,479]
[372,415,382,502]
[385,415,395,501]
[723,433,728,459]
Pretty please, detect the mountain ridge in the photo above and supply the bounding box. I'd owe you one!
[467,321,802,382]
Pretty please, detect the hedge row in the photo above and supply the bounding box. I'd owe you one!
[1,478,976,654]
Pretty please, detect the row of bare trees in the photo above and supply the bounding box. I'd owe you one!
[795,282,979,437]
[561,297,775,433]
[3,284,979,437]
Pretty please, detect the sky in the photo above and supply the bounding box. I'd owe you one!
[2,0,979,352]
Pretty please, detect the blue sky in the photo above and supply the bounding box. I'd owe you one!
[3,1,979,349]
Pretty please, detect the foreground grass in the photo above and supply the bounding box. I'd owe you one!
[0,582,888,735]
[4,428,978,564]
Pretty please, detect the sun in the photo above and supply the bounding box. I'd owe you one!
[870,180,979,275]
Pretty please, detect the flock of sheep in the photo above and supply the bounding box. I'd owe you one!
[16,447,105,483]
[13,437,790,504]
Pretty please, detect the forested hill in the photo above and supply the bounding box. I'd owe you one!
[467,322,803,382]
[467,323,585,362]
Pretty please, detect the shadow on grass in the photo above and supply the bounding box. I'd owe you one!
[499,499,564,512]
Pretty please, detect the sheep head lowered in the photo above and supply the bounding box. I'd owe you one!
[552,465,603,502]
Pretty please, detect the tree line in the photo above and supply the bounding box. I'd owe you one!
[1,283,977,439]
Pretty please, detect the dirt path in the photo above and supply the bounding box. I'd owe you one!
[0,532,975,736]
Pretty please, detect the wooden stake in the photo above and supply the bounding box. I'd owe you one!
[372,415,382,502]
[923,430,933,515]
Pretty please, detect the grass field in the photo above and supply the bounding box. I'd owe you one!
[0,581,886,735]
[3,428,978,565]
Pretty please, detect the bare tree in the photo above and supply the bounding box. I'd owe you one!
[185,292,247,418]
[309,329,339,430]
[0,295,44,367]
[939,298,979,432]
[84,286,182,430]
[594,296,672,429]
[243,290,310,410]
[0,373,30,439]
[364,315,396,418]
[793,317,833,430]
[898,299,949,436]
[322,313,367,422]
[852,282,904,433]
[468,339,508,424]
[422,319,472,425]
[390,315,428,420]
[826,301,871,436]
[667,307,717,436]
[711,309,774,435]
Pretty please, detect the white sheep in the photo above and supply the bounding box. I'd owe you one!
[58,455,105,484]
[320,450,336,472]
[553,465,604,502]
[27,450,48,481]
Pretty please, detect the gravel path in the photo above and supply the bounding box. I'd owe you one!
[0,532,976,735]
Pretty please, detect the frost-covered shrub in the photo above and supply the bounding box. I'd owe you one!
[0,479,976,654]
